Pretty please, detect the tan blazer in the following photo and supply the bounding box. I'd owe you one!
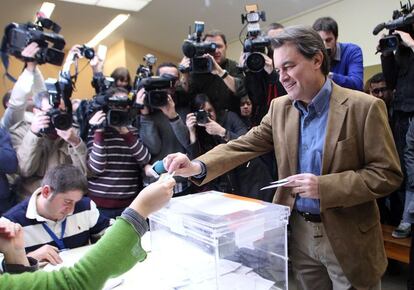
[195,83,403,288]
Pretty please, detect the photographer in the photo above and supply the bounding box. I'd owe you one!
[313,17,364,91]
[137,63,193,196]
[1,42,45,130]
[380,25,414,238]
[239,23,287,124]
[86,87,150,218]
[180,30,246,113]
[8,88,87,201]
[186,94,273,200]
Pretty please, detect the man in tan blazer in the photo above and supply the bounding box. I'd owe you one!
[165,26,402,290]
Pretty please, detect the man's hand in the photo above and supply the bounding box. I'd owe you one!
[284,173,320,199]
[201,118,226,138]
[135,88,149,115]
[62,44,82,73]
[30,111,50,135]
[159,95,178,119]
[90,55,104,74]
[27,245,62,266]
[56,127,81,147]
[394,30,414,50]
[179,56,191,74]
[21,42,40,72]
[163,152,202,177]
[0,218,29,266]
[89,110,106,129]
[129,178,176,218]
[204,54,224,76]
[262,53,274,74]
[186,113,197,132]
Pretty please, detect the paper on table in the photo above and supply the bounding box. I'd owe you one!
[43,245,124,290]
[178,193,265,215]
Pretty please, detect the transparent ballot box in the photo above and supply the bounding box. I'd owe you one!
[149,191,290,290]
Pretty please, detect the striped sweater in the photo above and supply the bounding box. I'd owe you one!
[87,126,150,209]
[3,190,109,253]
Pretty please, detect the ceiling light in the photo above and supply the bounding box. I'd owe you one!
[58,0,152,12]
[86,14,130,48]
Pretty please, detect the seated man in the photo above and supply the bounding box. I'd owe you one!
[0,178,175,289]
[3,165,110,265]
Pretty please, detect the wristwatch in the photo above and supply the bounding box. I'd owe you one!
[220,70,229,79]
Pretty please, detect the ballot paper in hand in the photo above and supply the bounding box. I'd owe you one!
[260,178,292,191]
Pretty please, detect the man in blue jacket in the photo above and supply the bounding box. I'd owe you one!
[313,16,364,91]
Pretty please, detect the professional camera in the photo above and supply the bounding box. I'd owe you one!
[373,0,414,53]
[1,16,66,66]
[88,90,136,127]
[133,53,157,90]
[241,4,270,72]
[181,21,217,74]
[41,78,73,135]
[194,109,210,125]
[140,76,174,108]
[78,45,95,60]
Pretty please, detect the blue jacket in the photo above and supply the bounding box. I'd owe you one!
[331,42,364,91]
[0,127,18,215]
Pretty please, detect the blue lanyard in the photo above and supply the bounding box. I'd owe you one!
[42,219,67,250]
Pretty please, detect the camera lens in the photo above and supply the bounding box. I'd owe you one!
[52,112,72,130]
[82,47,95,60]
[246,52,265,73]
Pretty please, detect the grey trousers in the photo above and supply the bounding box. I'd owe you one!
[289,211,381,290]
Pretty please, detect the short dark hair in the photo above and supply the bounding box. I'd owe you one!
[370,72,386,84]
[271,25,330,76]
[192,93,213,111]
[42,164,88,195]
[156,62,178,76]
[110,67,131,86]
[312,17,338,39]
[266,22,284,33]
[105,86,129,97]
[203,30,227,46]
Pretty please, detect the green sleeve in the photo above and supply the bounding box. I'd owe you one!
[0,218,147,290]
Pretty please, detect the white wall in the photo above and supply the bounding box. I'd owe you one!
[227,0,402,67]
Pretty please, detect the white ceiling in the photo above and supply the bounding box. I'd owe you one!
[0,0,336,58]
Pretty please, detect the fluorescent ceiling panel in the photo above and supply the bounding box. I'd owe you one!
[86,13,130,47]
[39,2,56,18]
[58,0,151,12]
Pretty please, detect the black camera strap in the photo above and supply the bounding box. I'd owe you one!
[0,34,17,83]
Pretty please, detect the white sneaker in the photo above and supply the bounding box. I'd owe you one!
[392,222,411,238]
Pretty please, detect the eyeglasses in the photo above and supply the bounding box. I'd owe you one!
[371,87,388,95]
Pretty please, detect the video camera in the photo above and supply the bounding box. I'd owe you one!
[133,53,157,89]
[131,54,174,108]
[41,78,73,135]
[88,89,136,127]
[141,76,175,108]
[373,0,414,53]
[241,4,270,72]
[181,21,217,74]
[1,16,66,66]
